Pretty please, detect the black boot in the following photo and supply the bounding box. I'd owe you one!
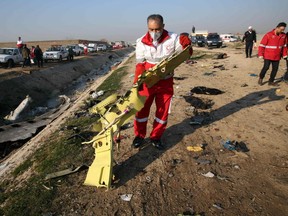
[132,136,144,148]
[150,139,164,150]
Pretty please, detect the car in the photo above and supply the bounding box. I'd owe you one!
[88,43,97,52]
[43,45,69,62]
[206,33,223,48]
[195,35,206,47]
[0,48,23,68]
[113,41,125,49]
[220,34,238,42]
[96,44,107,51]
[66,44,82,56]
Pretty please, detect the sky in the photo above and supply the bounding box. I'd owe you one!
[0,0,287,43]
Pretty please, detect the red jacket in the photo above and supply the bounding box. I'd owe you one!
[258,29,287,61]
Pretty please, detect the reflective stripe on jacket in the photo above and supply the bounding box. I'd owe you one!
[258,29,287,60]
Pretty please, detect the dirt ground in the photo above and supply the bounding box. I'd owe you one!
[1,44,288,215]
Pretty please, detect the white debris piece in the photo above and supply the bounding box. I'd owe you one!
[4,95,32,121]
[91,90,104,99]
[201,171,215,178]
[120,194,133,202]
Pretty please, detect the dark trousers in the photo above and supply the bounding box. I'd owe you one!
[36,57,43,67]
[259,59,280,82]
[283,59,288,81]
[68,55,74,61]
[23,57,31,67]
[245,42,253,57]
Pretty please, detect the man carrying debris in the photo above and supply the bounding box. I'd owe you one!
[258,22,287,86]
[132,14,192,150]
[242,26,257,58]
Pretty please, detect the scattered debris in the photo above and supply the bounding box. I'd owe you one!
[0,162,8,170]
[145,176,152,183]
[233,65,237,68]
[203,71,216,76]
[120,194,133,202]
[187,146,203,152]
[216,175,229,181]
[213,53,228,59]
[177,211,204,216]
[234,165,240,169]
[120,122,133,130]
[129,74,135,78]
[195,158,212,165]
[45,165,88,180]
[221,140,249,152]
[185,59,197,65]
[213,203,223,210]
[221,140,236,151]
[241,83,248,87]
[171,159,183,166]
[184,96,214,109]
[0,95,71,144]
[42,184,53,191]
[201,171,215,178]
[4,95,32,121]
[90,90,104,99]
[249,73,258,77]
[213,65,225,70]
[191,86,224,95]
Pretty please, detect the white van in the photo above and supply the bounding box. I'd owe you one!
[220,34,238,42]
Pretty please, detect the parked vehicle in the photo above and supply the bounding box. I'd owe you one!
[0,48,23,68]
[43,45,69,62]
[96,44,107,51]
[195,35,206,47]
[220,34,238,42]
[113,41,125,49]
[66,44,83,56]
[88,43,97,52]
[206,33,223,48]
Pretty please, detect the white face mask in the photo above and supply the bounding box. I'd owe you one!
[149,31,162,41]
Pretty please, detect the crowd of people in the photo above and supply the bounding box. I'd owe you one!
[17,37,44,68]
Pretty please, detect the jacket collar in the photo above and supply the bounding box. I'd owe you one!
[141,29,170,47]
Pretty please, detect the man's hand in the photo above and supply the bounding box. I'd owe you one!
[258,56,263,59]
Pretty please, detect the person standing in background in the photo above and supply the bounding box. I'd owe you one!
[242,26,257,58]
[30,46,36,64]
[22,44,31,68]
[17,36,24,53]
[258,22,287,86]
[34,45,43,67]
[283,32,288,82]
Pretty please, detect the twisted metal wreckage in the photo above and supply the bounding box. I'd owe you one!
[82,45,192,189]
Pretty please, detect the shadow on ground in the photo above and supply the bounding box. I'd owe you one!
[114,88,284,187]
